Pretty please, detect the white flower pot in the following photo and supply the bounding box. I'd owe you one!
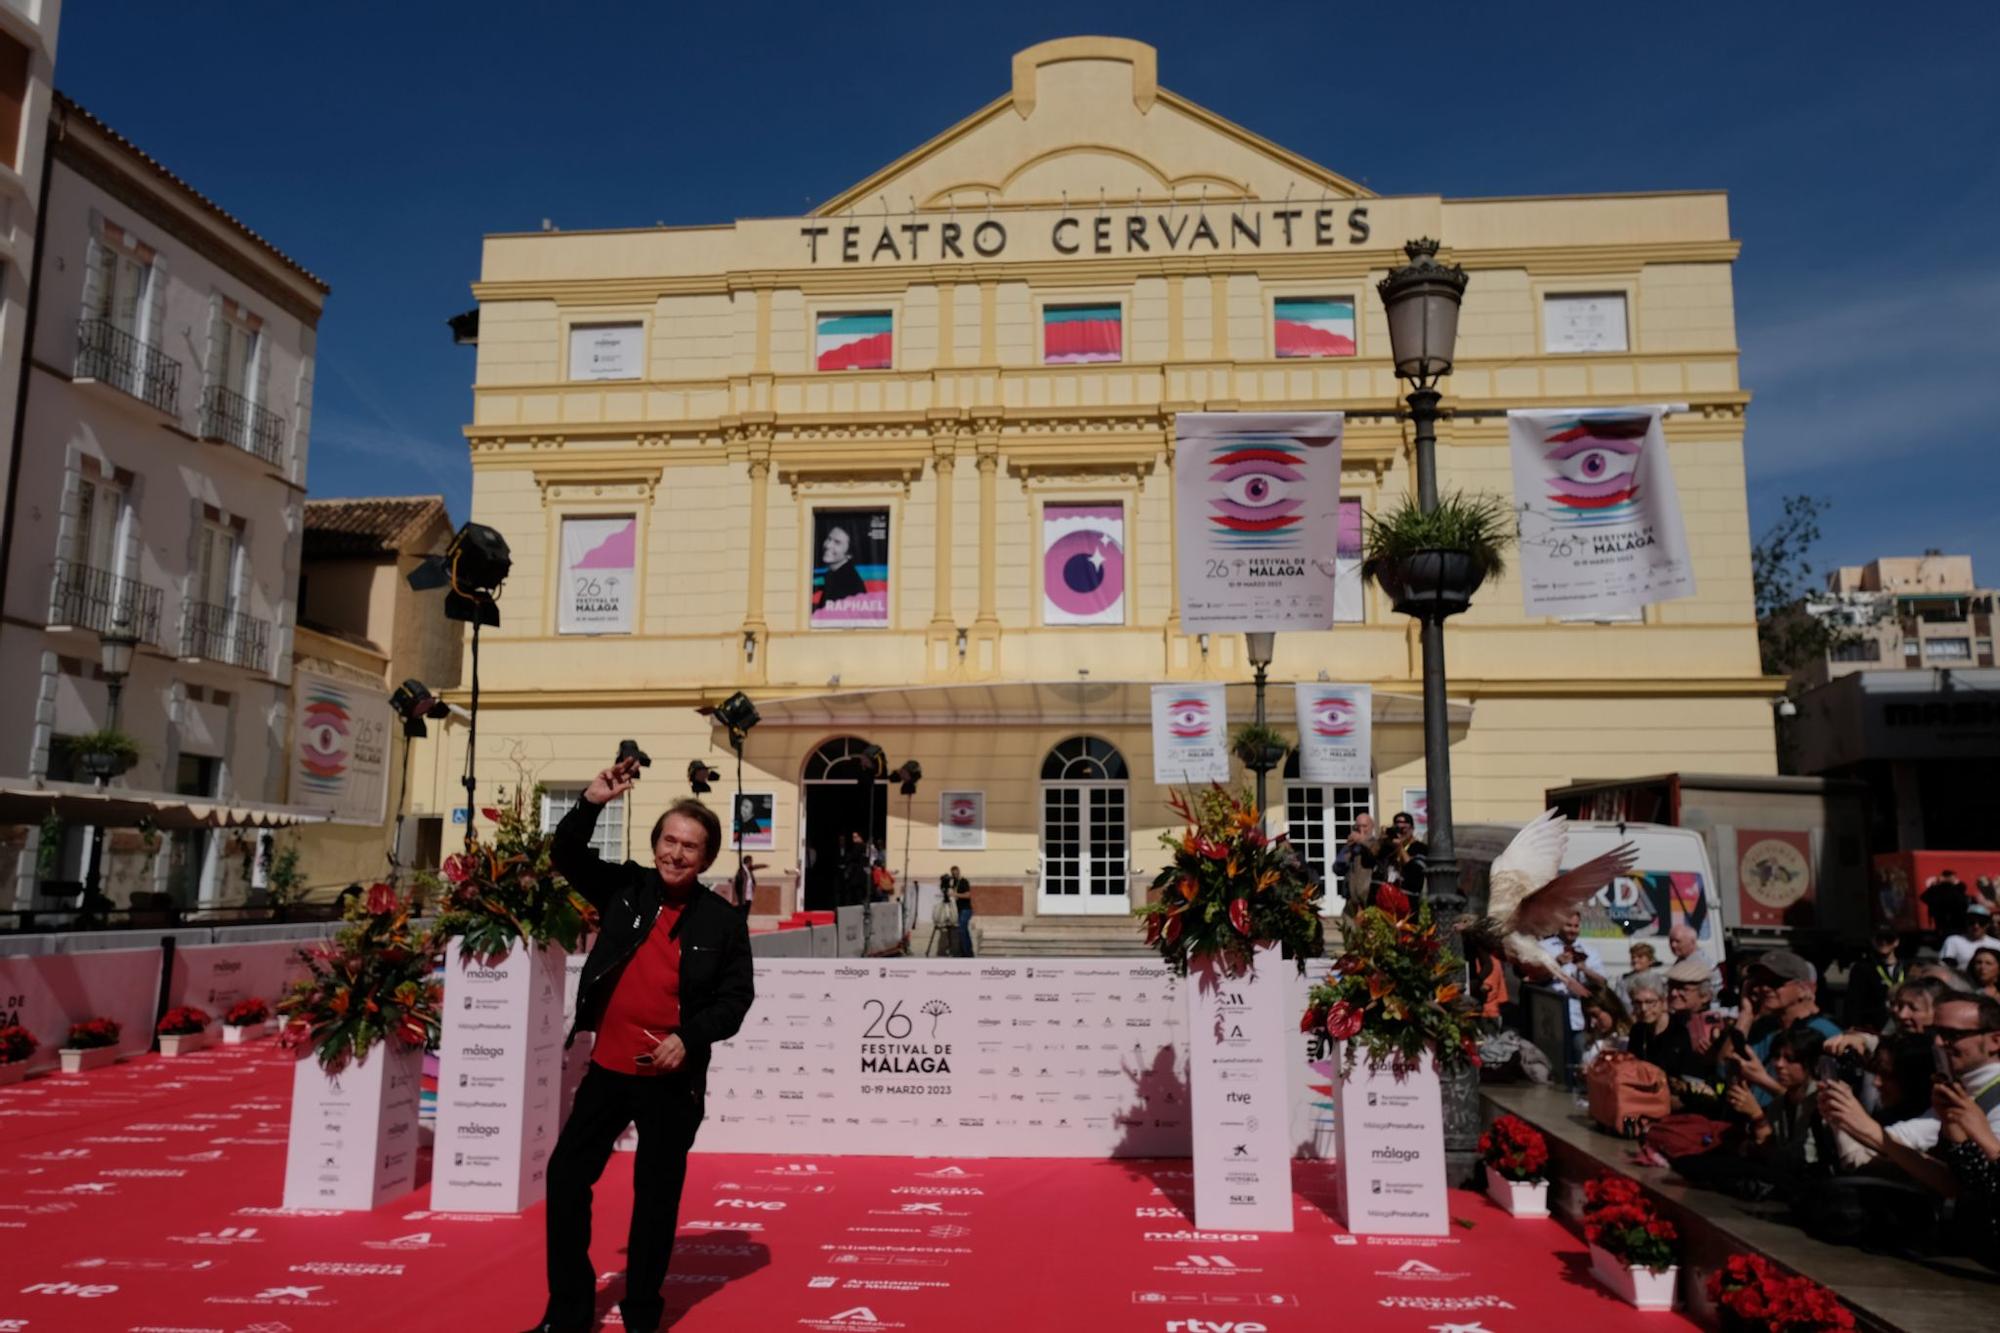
[159,1030,210,1056]
[1484,1174,1548,1218]
[1589,1243,1678,1311]
[0,1059,28,1086]
[222,1020,271,1044]
[59,1045,119,1074]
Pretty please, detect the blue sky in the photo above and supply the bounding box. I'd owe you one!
[57,2,2000,584]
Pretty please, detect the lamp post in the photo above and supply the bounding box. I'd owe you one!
[1244,631,1275,815]
[1376,237,1477,1182]
[80,621,140,915]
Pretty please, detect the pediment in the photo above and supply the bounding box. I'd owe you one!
[814,37,1367,218]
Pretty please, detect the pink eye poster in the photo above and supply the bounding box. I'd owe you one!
[1173,412,1344,633]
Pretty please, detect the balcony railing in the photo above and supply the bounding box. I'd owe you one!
[199,383,288,468]
[74,318,182,417]
[48,560,165,643]
[180,600,270,673]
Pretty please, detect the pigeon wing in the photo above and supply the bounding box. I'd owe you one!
[1510,844,1640,940]
[1486,809,1568,926]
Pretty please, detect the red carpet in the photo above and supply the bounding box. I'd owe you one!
[2,1042,1695,1331]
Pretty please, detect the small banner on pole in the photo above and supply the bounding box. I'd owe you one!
[1509,406,1695,618]
[1151,683,1230,786]
[1294,683,1372,783]
[1175,411,1345,633]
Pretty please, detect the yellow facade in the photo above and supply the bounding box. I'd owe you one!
[421,38,1777,928]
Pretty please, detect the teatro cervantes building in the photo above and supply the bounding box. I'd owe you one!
[427,37,1776,944]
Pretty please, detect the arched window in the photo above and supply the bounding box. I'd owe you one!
[804,735,886,782]
[1281,748,1373,906]
[1039,736,1129,913]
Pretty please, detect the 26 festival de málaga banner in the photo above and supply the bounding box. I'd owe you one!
[1294,683,1371,784]
[1150,682,1229,785]
[811,507,890,628]
[1174,412,1344,632]
[293,669,391,825]
[558,515,637,633]
[1508,407,1695,618]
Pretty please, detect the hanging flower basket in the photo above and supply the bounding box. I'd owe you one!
[1361,491,1513,621]
[1371,549,1487,619]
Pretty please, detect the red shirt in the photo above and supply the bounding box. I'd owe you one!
[592,891,690,1074]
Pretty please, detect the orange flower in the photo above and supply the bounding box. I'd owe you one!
[1367,971,1394,1000]
[1256,869,1279,893]
[1434,983,1462,1005]
[1226,858,1240,879]
[1177,876,1198,903]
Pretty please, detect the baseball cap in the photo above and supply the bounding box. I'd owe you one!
[1665,957,1712,985]
[1968,902,1993,918]
[1747,950,1815,985]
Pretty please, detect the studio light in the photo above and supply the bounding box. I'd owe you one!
[407,522,513,626]
[711,690,761,741]
[889,760,923,796]
[854,743,886,785]
[390,679,450,738]
[687,759,720,794]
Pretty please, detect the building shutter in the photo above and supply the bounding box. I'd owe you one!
[143,252,167,348]
[80,235,113,324]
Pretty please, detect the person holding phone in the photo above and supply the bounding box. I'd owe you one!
[522,756,755,1333]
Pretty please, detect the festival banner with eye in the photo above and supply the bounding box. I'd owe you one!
[938,791,985,851]
[1174,412,1345,634]
[1150,683,1230,784]
[1041,502,1126,625]
[1294,683,1372,784]
[1508,406,1695,619]
[294,669,393,824]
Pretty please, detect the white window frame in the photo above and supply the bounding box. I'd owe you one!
[66,472,127,573]
[1284,782,1374,889]
[194,521,240,611]
[541,784,627,862]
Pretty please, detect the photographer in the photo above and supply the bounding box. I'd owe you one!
[523,755,755,1333]
[1332,812,1379,913]
[1376,810,1427,900]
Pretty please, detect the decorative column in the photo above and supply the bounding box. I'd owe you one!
[967,419,1001,676]
[925,418,960,677]
[740,433,771,685]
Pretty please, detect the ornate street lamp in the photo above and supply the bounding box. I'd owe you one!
[1376,238,1477,1182]
[80,618,141,916]
[1244,631,1276,816]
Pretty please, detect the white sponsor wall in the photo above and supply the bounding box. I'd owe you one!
[166,940,312,1021]
[696,957,1339,1162]
[0,948,163,1070]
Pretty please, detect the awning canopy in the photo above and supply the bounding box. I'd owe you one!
[0,779,334,830]
[716,681,1473,730]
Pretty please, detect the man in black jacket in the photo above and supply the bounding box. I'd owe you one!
[522,757,755,1333]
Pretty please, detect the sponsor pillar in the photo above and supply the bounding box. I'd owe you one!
[431,943,568,1212]
[282,1044,422,1211]
[1188,943,1293,1231]
[1331,1054,1449,1235]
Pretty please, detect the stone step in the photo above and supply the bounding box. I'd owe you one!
[974,916,1157,958]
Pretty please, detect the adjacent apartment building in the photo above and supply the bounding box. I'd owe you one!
[1800,554,1996,686]
[0,92,327,908]
[432,37,1776,943]
[0,0,62,515]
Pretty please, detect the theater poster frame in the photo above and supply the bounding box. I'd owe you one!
[809,505,892,629]
[939,791,986,851]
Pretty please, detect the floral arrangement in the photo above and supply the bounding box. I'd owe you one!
[1581,1175,1678,1273]
[427,787,594,965]
[1136,785,1323,976]
[1301,883,1481,1075]
[278,883,441,1075]
[1478,1114,1549,1183]
[1707,1254,1854,1332]
[224,998,271,1027]
[156,1006,210,1036]
[0,1023,36,1063]
[65,1017,121,1050]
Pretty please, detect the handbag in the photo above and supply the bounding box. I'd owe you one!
[1586,1051,1671,1138]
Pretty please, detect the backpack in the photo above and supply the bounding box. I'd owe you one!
[1642,1112,1736,1160]
[1587,1052,1671,1138]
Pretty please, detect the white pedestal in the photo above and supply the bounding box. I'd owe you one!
[282,1043,422,1211]
[59,1046,118,1074]
[1187,942,1294,1232]
[223,1021,272,1044]
[159,1030,211,1056]
[430,941,567,1213]
[1331,1054,1450,1236]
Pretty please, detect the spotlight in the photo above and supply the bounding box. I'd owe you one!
[711,691,760,737]
[407,522,512,626]
[687,759,720,794]
[853,743,886,785]
[888,760,923,796]
[617,739,653,769]
[390,679,450,737]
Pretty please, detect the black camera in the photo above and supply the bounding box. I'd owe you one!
[617,739,652,769]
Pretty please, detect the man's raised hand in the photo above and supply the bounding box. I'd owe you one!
[585,756,641,805]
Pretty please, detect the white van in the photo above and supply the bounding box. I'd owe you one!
[1454,820,1726,981]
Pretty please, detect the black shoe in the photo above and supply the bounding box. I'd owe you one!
[518,1322,590,1333]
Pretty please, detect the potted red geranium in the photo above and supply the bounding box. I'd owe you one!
[0,1022,37,1085]
[59,1017,122,1073]
[1581,1175,1679,1310]
[222,997,273,1043]
[156,1005,212,1056]
[1478,1114,1550,1217]
[1707,1254,1854,1332]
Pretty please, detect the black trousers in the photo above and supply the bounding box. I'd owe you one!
[543,1061,704,1331]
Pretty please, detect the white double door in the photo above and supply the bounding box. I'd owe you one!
[1038,782,1129,916]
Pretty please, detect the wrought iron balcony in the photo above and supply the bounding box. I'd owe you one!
[74,317,182,417]
[199,383,288,468]
[179,600,270,673]
[48,560,165,643]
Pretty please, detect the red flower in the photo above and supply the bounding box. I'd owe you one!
[1300,1007,1326,1034]
[481,808,502,823]
[1192,836,1230,862]
[365,883,398,916]
[1325,1001,1364,1041]
[1162,913,1184,946]
[1227,897,1252,936]
[441,854,471,884]
[1374,884,1410,918]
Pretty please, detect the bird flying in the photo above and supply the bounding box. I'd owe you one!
[1476,809,1637,979]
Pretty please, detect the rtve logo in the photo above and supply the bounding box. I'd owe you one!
[21,1280,120,1298]
[1163,1322,1267,1333]
[715,1198,785,1210]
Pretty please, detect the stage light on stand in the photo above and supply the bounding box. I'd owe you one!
[688,760,720,794]
[406,522,512,628]
[390,679,450,738]
[889,760,923,796]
